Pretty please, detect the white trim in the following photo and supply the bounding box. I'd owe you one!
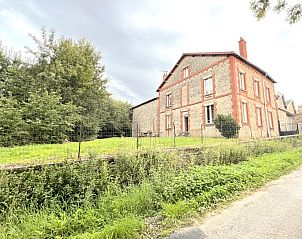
[203,74,212,80]
[242,102,248,123]
[204,101,214,106]
[205,104,214,124]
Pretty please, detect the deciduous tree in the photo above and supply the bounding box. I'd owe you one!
[250,0,302,24]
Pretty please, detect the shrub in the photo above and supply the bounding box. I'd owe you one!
[214,114,240,138]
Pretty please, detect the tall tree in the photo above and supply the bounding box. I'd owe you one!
[0,97,28,146]
[22,91,79,144]
[27,28,110,140]
[250,0,302,24]
[98,99,133,138]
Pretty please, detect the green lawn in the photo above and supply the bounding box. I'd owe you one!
[0,137,232,166]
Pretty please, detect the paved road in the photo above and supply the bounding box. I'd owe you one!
[167,166,302,239]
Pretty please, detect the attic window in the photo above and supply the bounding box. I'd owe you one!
[183,66,189,79]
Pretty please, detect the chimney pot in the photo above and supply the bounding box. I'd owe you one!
[239,37,247,59]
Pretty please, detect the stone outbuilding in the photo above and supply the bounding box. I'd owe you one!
[275,92,297,131]
[132,38,279,139]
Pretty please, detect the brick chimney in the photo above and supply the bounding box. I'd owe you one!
[239,37,247,59]
[163,71,168,81]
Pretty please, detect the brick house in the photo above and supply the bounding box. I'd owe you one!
[132,38,279,139]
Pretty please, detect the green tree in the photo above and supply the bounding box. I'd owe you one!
[22,91,79,144]
[0,97,28,146]
[98,99,133,138]
[27,28,110,140]
[214,114,240,138]
[250,0,302,24]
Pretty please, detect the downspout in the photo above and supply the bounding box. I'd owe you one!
[262,73,270,137]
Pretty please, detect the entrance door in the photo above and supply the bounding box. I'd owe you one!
[183,112,189,132]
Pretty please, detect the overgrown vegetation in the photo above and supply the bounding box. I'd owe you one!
[0,137,302,238]
[0,28,132,147]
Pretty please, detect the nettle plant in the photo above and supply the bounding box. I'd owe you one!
[214,114,240,138]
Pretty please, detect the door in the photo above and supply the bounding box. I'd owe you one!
[183,112,189,132]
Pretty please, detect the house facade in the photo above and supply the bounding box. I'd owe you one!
[275,93,296,131]
[132,38,279,139]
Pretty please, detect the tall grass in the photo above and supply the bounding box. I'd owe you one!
[0,136,302,238]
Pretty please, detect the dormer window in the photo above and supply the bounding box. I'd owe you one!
[183,66,189,79]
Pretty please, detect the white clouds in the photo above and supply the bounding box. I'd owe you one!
[0,5,39,51]
[0,0,302,105]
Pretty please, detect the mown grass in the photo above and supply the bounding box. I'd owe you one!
[0,137,302,239]
[0,137,231,165]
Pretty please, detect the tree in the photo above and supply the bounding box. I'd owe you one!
[214,114,240,138]
[250,0,302,24]
[98,99,133,138]
[0,97,28,146]
[22,91,79,144]
[27,28,110,140]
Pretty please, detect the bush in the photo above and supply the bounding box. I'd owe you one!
[214,114,240,138]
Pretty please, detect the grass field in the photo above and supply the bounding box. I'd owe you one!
[0,137,232,165]
[1,143,302,239]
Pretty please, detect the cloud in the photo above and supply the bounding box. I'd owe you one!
[0,0,302,105]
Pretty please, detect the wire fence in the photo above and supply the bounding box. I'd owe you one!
[1,121,301,166]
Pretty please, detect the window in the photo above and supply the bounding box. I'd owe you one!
[256,107,262,126]
[204,76,213,95]
[239,72,246,90]
[254,80,260,97]
[268,111,273,129]
[266,87,271,102]
[183,67,189,79]
[242,102,248,123]
[205,104,214,124]
[166,93,172,108]
[166,114,172,129]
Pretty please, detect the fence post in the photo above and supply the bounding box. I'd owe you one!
[173,122,176,148]
[77,123,82,161]
[200,123,204,144]
[136,123,139,150]
[297,123,299,134]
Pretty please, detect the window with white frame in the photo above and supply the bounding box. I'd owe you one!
[183,66,189,79]
[239,72,246,90]
[268,111,273,129]
[166,93,172,108]
[266,87,271,102]
[254,79,260,97]
[242,102,248,123]
[205,104,214,124]
[256,107,262,126]
[204,76,213,95]
[166,114,172,129]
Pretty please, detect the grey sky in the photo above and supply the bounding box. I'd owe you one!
[1,0,302,106]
